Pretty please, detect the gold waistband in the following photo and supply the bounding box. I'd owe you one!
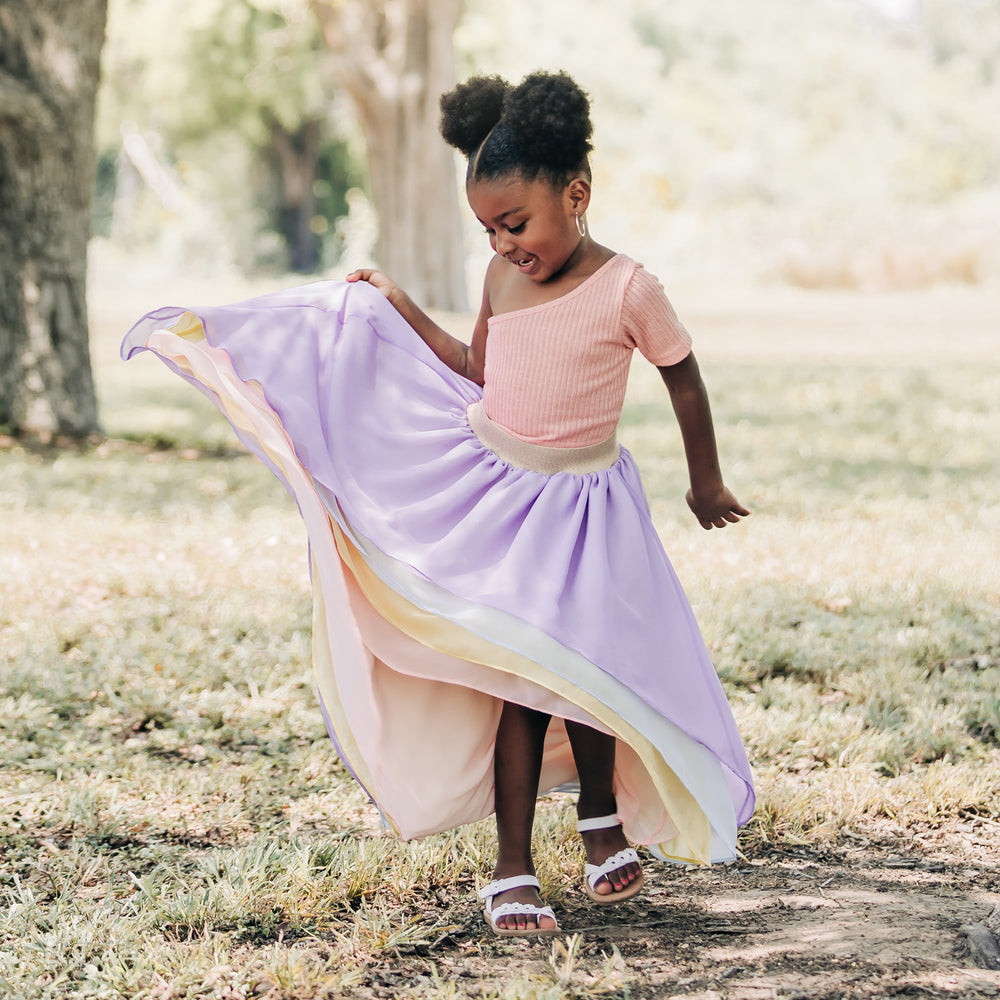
[467,401,620,475]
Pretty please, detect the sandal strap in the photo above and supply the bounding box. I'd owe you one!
[478,874,541,900]
[486,901,557,924]
[585,847,641,889]
[576,813,621,833]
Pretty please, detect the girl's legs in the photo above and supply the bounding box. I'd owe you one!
[564,720,643,896]
[490,701,556,931]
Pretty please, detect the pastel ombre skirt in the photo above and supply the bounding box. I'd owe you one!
[121,279,754,864]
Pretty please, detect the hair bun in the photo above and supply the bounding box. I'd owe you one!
[503,71,593,174]
[439,75,511,156]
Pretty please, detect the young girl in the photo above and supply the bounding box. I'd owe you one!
[122,70,754,938]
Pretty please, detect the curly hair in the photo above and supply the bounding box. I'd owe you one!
[439,70,593,186]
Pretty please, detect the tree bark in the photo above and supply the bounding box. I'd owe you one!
[0,0,107,438]
[270,117,322,274]
[312,0,468,312]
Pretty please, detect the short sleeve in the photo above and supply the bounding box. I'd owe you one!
[621,265,692,366]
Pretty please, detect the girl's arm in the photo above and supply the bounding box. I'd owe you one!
[657,352,750,530]
[347,268,490,386]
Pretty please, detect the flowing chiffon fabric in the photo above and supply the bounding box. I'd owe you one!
[121,278,754,864]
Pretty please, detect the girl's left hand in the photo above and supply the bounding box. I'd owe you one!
[686,486,750,530]
[346,268,401,306]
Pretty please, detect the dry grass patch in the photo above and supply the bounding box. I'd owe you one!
[1,283,998,997]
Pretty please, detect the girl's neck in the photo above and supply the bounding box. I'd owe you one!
[489,239,617,318]
[554,237,615,283]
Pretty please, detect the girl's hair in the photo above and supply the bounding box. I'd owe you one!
[439,70,593,187]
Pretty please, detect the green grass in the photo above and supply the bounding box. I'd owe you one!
[1,285,998,997]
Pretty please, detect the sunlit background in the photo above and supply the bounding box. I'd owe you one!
[92,0,1000,299]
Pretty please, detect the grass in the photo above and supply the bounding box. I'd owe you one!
[1,278,998,997]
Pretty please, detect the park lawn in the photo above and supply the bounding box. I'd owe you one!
[1,281,998,998]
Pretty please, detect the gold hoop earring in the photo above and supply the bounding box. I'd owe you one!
[575,213,587,238]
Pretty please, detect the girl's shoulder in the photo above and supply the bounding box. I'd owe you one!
[487,251,638,323]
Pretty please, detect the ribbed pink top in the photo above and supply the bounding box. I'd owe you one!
[482,255,692,447]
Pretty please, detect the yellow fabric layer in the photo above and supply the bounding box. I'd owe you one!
[172,311,208,343]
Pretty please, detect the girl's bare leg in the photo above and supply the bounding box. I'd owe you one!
[564,720,643,895]
[490,701,556,931]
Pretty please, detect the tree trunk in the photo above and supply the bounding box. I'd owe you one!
[270,117,322,274]
[0,0,107,438]
[312,0,468,312]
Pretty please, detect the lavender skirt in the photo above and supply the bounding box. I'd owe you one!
[121,279,754,863]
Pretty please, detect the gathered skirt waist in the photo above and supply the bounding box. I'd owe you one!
[467,401,620,475]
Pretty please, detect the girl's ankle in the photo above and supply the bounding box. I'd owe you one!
[494,858,536,879]
[576,796,618,821]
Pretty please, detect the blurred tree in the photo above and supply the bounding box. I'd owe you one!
[269,117,323,272]
[181,0,342,273]
[100,0,358,274]
[0,0,107,437]
[311,0,468,310]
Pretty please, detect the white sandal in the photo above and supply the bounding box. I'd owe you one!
[577,814,644,904]
[479,874,560,937]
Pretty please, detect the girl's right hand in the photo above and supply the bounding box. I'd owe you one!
[686,485,750,530]
[346,268,400,304]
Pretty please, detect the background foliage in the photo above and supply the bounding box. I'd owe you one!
[95,0,1000,288]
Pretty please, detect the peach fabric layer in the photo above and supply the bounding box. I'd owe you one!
[482,255,692,446]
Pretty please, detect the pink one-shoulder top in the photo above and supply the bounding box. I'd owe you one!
[481,254,692,447]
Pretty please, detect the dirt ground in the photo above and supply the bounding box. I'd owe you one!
[379,831,1000,1000]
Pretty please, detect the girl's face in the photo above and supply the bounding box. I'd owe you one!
[467,174,584,283]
